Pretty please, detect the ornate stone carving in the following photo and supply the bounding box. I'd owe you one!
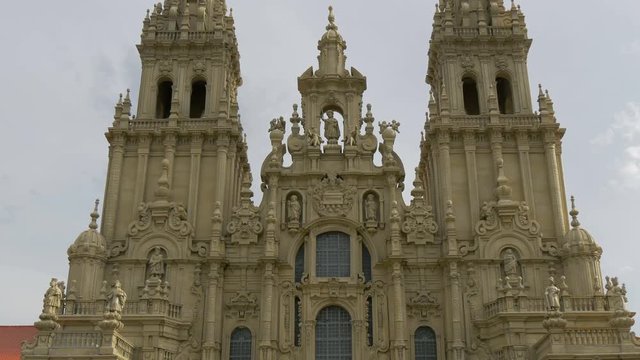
[402,170,438,244]
[269,117,286,132]
[159,60,173,75]
[460,55,475,70]
[322,110,340,144]
[147,247,166,281]
[226,291,259,319]
[38,278,63,328]
[286,193,302,231]
[364,192,379,232]
[311,173,356,217]
[408,290,441,318]
[544,277,561,311]
[495,55,509,70]
[227,173,263,245]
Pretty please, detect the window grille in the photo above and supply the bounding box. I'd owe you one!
[415,326,437,360]
[295,245,305,283]
[230,327,252,360]
[316,232,350,277]
[362,244,372,283]
[315,306,352,360]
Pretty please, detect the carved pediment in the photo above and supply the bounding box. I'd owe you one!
[475,200,540,237]
[408,290,441,318]
[226,201,263,245]
[311,173,356,217]
[226,291,259,319]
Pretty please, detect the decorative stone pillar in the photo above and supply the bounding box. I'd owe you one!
[103,133,125,240]
[543,129,566,238]
[203,263,223,360]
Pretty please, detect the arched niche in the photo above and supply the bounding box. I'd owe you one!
[189,79,207,118]
[362,190,381,228]
[285,191,304,230]
[462,76,480,115]
[156,78,173,119]
[495,75,514,114]
[146,246,168,282]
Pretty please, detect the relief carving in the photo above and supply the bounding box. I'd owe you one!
[226,291,259,319]
[311,173,356,217]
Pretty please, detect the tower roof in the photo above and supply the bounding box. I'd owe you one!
[562,196,602,256]
[67,200,107,258]
[315,6,349,77]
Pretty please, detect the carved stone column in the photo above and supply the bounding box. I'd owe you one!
[259,262,277,360]
[103,133,125,240]
[438,130,452,211]
[516,130,536,219]
[391,262,407,360]
[203,263,223,360]
[132,134,151,212]
[188,133,204,225]
[543,130,566,238]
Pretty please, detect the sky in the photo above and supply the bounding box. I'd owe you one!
[1,0,640,330]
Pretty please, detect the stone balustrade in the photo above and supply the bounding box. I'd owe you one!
[426,114,541,130]
[62,300,182,319]
[563,329,622,345]
[51,332,102,348]
[480,296,611,320]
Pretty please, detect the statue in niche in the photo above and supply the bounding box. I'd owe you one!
[322,110,340,144]
[147,247,165,280]
[106,280,127,315]
[287,194,302,231]
[502,249,519,277]
[364,193,378,233]
[306,126,322,147]
[544,277,561,311]
[42,278,63,317]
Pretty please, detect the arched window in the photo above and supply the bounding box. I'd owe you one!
[229,327,252,360]
[156,80,173,119]
[295,245,305,283]
[316,306,352,360]
[415,326,437,360]
[496,77,514,114]
[362,243,372,283]
[190,80,207,118]
[316,232,350,277]
[462,77,480,115]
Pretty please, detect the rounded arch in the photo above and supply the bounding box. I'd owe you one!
[481,233,535,259]
[189,79,207,118]
[229,326,253,360]
[311,301,355,320]
[494,72,514,114]
[286,217,380,266]
[319,101,346,117]
[315,305,352,360]
[156,78,174,119]
[414,326,437,360]
[132,233,182,260]
[461,74,480,115]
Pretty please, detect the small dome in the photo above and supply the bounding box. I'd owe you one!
[320,6,344,43]
[68,200,107,258]
[562,196,602,255]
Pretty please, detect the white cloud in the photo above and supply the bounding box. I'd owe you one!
[594,103,640,188]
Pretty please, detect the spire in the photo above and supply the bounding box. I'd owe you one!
[316,6,348,76]
[569,195,580,228]
[89,199,100,230]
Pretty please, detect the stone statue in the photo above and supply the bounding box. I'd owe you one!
[544,277,561,311]
[269,117,286,132]
[307,127,322,147]
[42,278,63,316]
[606,276,628,311]
[106,280,127,315]
[345,126,358,146]
[287,195,301,223]
[502,249,519,277]
[365,194,378,222]
[148,247,165,280]
[322,110,340,144]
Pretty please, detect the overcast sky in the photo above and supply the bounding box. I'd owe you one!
[1,0,640,330]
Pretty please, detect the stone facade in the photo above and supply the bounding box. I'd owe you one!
[21,1,640,360]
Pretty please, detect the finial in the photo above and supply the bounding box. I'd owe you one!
[511,0,516,10]
[292,103,299,118]
[327,6,338,30]
[229,8,233,17]
[146,9,150,19]
[125,89,131,101]
[89,199,100,230]
[545,89,550,98]
[570,195,580,228]
[118,93,123,105]
[366,104,373,117]
[154,159,171,200]
[495,158,513,201]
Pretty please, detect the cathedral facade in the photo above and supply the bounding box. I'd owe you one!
[21,1,640,360]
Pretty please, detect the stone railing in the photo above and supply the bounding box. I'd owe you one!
[481,296,610,319]
[114,333,135,360]
[126,118,230,131]
[158,348,175,360]
[564,329,621,345]
[51,331,102,348]
[451,26,516,38]
[63,300,182,319]
[428,114,541,129]
[149,30,221,42]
